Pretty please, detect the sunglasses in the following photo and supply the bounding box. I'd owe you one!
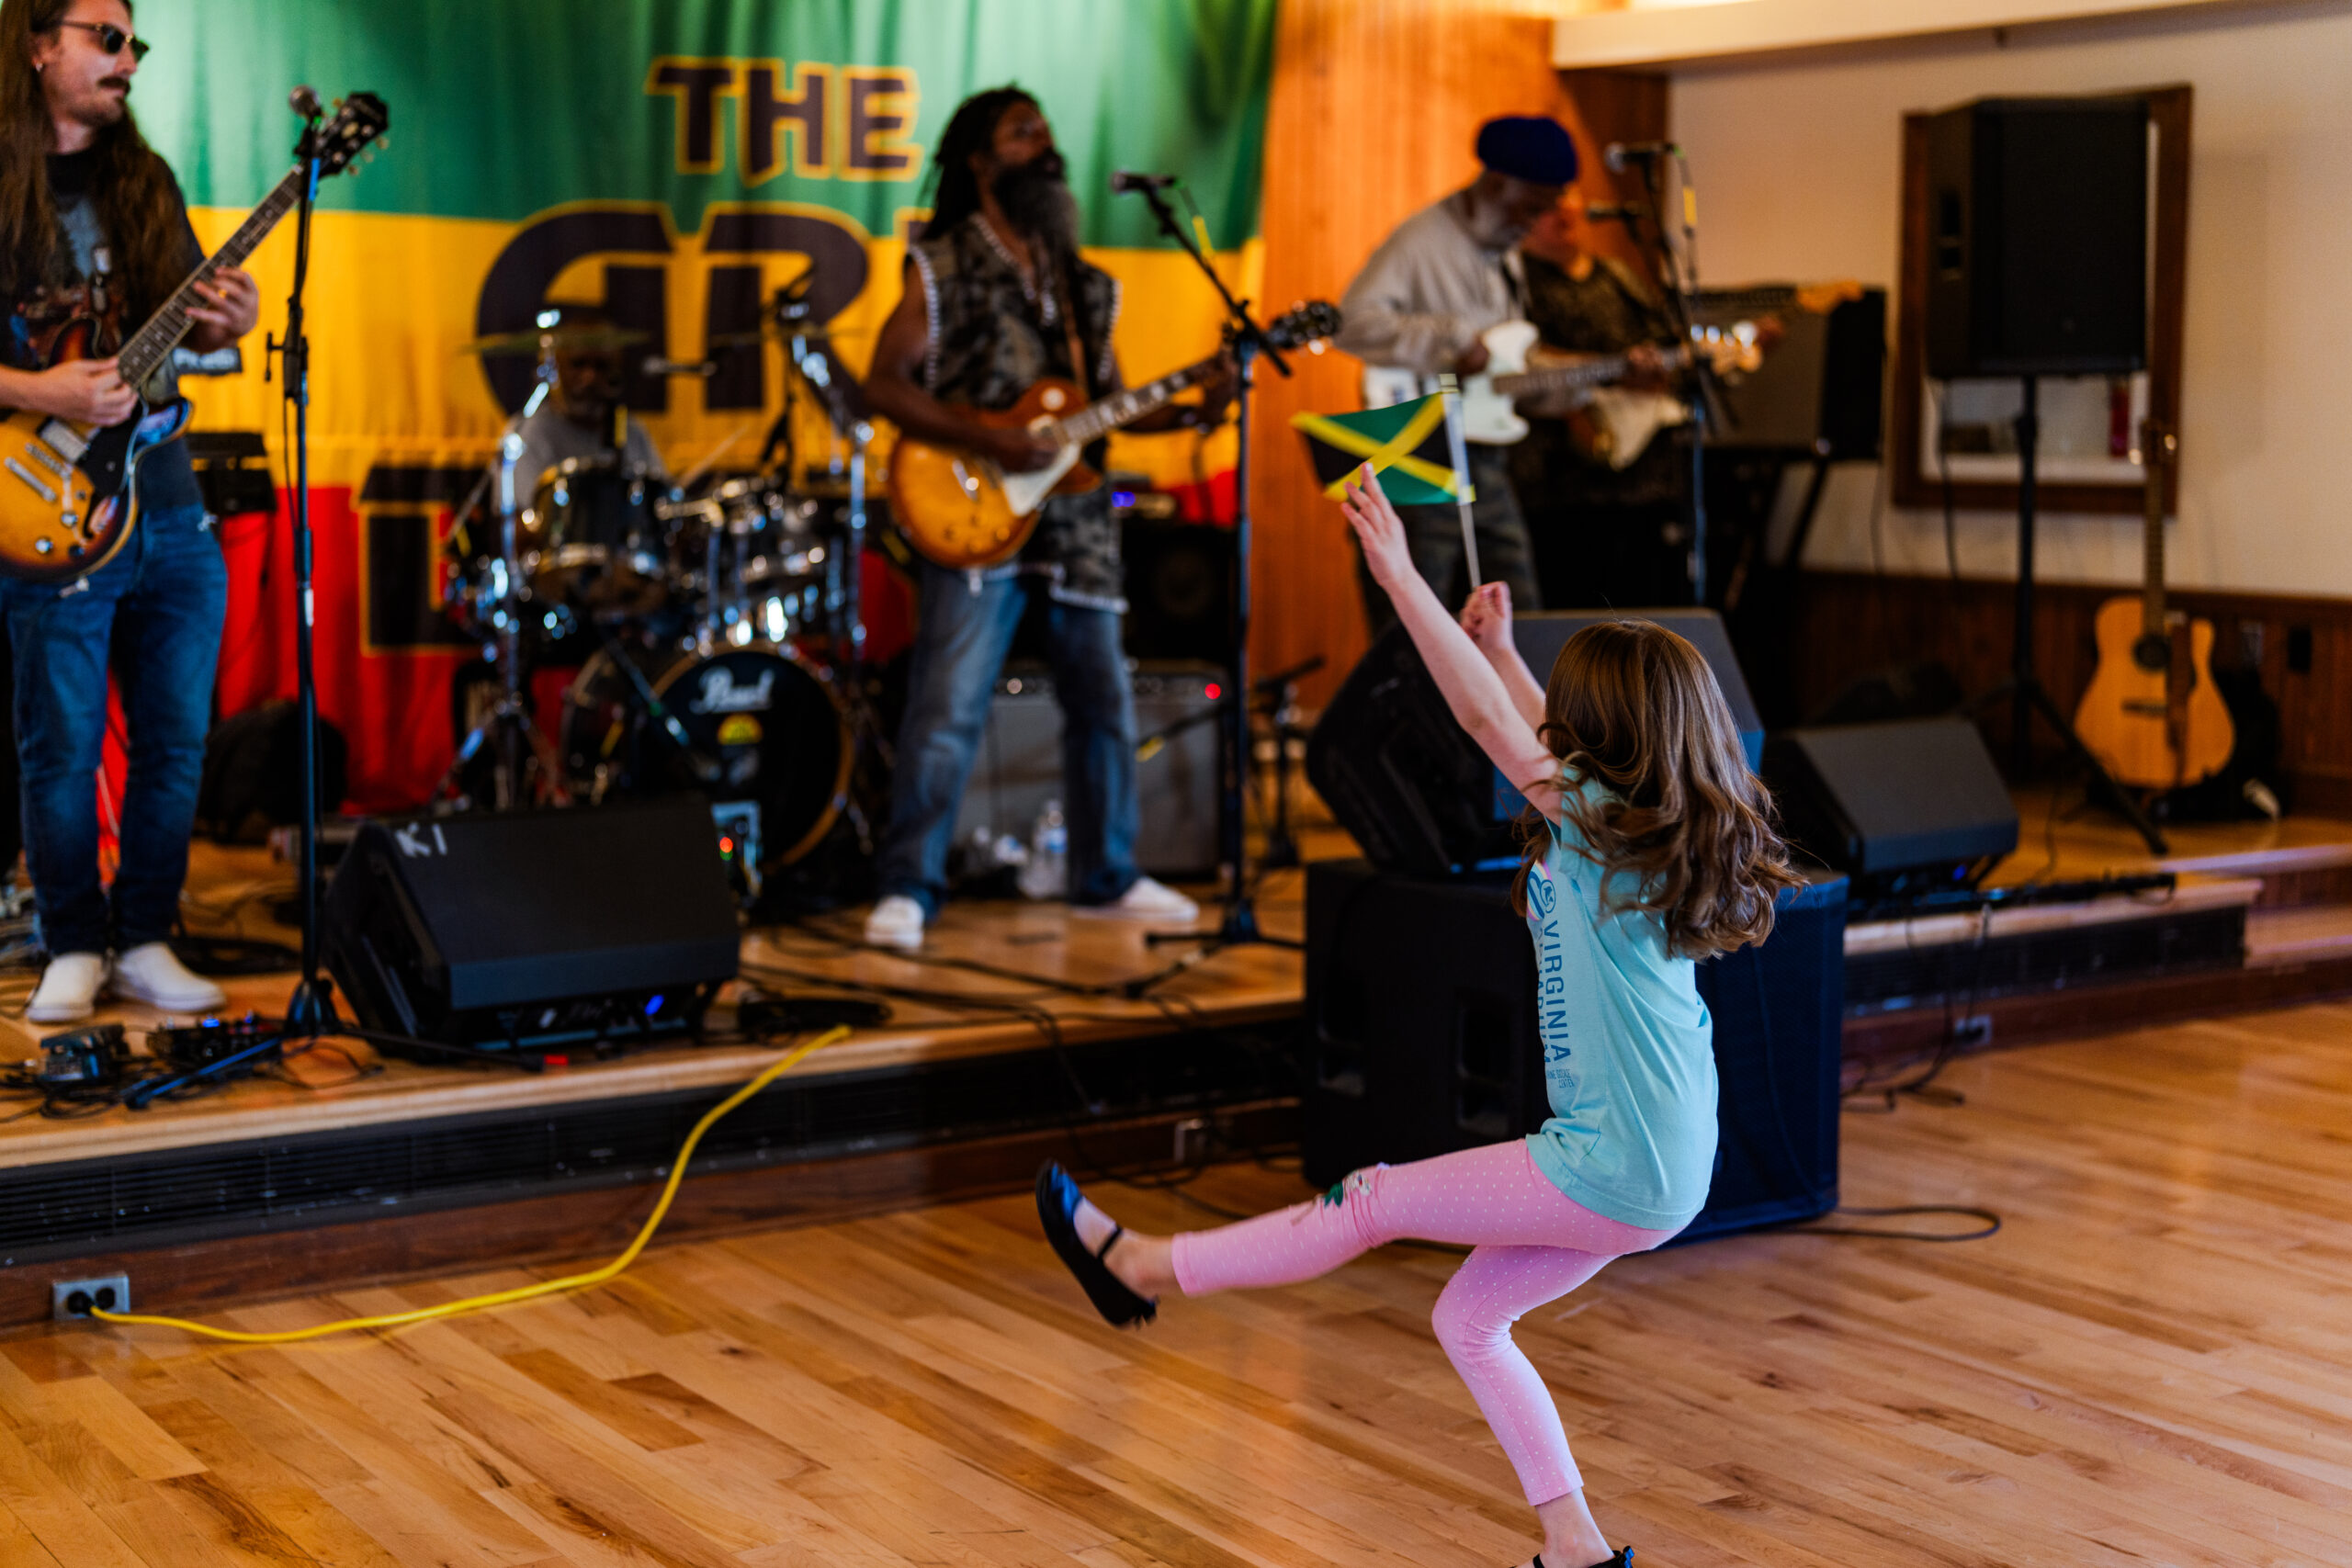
[58,20,150,62]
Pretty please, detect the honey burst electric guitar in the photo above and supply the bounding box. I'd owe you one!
[2073,417,2234,790]
[0,93,387,583]
[890,301,1340,570]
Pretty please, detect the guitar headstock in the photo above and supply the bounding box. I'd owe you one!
[1690,317,1775,378]
[306,93,390,179]
[1261,300,1342,353]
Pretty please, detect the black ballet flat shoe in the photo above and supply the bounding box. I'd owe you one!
[1035,1161,1158,1327]
[1532,1551,1632,1568]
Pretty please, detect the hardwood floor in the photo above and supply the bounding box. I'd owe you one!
[8,995,2352,1564]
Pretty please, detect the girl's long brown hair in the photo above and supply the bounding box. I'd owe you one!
[1514,619,1803,958]
[0,0,187,329]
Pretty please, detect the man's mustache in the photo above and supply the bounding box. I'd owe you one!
[98,76,131,93]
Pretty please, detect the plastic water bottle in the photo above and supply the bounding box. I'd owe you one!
[1019,798,1068,900]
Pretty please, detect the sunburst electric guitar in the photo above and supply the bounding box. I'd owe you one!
[2073,417,2233,790]
[0,93,387,583]
[890,301,1340,571]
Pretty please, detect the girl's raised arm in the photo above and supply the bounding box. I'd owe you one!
[1340,465,1562,811]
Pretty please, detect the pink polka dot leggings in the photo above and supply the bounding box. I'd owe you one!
[1170,1138,1678,1506]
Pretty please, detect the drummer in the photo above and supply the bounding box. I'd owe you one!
[499,301,666,492]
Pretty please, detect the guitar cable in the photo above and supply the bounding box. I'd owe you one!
[85,1026,851,1343]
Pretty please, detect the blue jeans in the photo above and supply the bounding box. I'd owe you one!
[877,564,1139,917]
[4,502,225,955]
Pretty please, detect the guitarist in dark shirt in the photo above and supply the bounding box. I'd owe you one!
[0,0,259,1021]
[858,86,1227,950]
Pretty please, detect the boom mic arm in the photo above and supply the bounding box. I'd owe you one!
[1602,141,1680,174]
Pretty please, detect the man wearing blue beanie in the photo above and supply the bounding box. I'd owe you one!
[1335,115,1577,630]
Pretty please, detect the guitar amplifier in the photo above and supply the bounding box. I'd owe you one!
[1695,285,1886,459]
[952,660,1222,880]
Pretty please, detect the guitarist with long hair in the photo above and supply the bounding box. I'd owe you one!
[0,0,259,1021]
[860,86,1227,950]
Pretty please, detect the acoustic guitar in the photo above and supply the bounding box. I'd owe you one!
[889,301,1340,571]
[0,94,388,583]
[2073,417,2234,790]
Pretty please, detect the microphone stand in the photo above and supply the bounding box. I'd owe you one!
[277,101,336,1033]
[1618,152,1719,606]
[1125,180,1298,952]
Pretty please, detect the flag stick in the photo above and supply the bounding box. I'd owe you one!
[1437,372,1481,589]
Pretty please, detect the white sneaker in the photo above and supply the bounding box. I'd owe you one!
[1077,876,1201,926]
[109,942,227,1013]
[27,953,107,1024]
[864,895,927,951]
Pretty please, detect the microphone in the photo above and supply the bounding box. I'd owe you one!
[1109,170,1178,195]
[288,85,322,119]
[1602,141,1679,174]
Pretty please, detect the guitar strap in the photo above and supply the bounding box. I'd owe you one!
[1057,275,1091,404]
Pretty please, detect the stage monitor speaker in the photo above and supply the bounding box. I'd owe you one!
[324,799,741,1052]
[1308,610,1761,878]
[951,660,1221,880]
[1696,285,1887,459]
[1302,860,1845,1241]
[1123,519,1233,666]
[1764,716,2019,886]
[1511,610,1763,770]
[1925,95,2149,378]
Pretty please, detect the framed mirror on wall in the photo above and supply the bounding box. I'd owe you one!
[1890,84,2190,515]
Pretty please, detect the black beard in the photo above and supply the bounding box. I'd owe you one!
[992,152,1076,249]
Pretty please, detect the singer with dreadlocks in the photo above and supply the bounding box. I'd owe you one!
[861,86,1230,950]
[0,0,258,1021]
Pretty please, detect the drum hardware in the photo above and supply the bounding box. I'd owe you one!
[437,414,571,810]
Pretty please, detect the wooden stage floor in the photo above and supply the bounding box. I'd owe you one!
[9,990,2351,1565]
[0,842,1305,1170]
[8,792,2352,1171]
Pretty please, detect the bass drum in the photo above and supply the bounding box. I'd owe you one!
[562,645,852,868]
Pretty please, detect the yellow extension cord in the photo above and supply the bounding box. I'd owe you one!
[87,1026,853,1345]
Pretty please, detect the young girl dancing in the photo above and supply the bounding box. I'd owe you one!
[1036,465,1802,1568]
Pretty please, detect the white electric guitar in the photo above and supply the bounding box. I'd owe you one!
[1361,318,1767,452]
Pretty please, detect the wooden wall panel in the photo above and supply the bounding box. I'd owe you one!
[1253,2,1666,705]
[1791,570,2352,816]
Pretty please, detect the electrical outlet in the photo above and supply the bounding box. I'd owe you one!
[1951,1015,1994,1049]
[51,1274,129,1323]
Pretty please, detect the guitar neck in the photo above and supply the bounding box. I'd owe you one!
[1048,359,1212,446]
[118,164,307,388]
[1491,344,1690,400]
[2141,419,2172,637]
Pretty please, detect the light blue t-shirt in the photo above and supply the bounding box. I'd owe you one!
[1522,778,1719,1230]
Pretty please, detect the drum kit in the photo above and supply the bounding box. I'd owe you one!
[440,289,879,902]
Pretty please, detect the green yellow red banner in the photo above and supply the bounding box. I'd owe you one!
[120,0,1275,806]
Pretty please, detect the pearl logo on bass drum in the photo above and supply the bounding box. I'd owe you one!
[690,666,776,715]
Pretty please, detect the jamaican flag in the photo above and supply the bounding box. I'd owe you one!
[1291,392,1471,506]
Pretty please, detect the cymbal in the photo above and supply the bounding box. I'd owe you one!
[458,324,649,357]
[705,321,842,350]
